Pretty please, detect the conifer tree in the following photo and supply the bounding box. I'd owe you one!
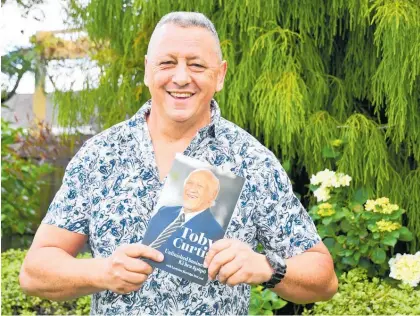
[55,0,420,250]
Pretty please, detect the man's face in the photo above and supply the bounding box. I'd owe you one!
[183,172,217,212]
[144,24,227,123]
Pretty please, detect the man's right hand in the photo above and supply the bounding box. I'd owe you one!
[99,244,164,294]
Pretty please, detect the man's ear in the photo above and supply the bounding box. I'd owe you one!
[144,55,149,87]
[216,60,228,92]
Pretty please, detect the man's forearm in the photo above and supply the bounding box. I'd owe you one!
[20,247,106,301]
[271,251,338,304]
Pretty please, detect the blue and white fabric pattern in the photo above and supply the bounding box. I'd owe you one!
[43,99,321,315]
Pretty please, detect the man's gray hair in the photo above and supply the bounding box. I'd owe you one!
[148,11,223,60]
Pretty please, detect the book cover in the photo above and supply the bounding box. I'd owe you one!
[141,154,245,285]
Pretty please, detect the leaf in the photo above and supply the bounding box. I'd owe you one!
[322,217,333,225]
[317,225,327,238]
[354,251,361,262]
[359,229,369,238]
[322,146,340,158]
[389,230,400,239]
[387,210,403,220]
[263,301,272,310]
[347,235,360,246]
[282,159,291,174]
[263,309,274,315]
[272,299,287,310]
[340,219,352,232]
[262,289,277,301]
[323,237,336,250]
[336,235,347,244]
[342,255,358,266]
[371,248,386,264]
[333,210,346,221]
[382,235,397,247]
[398,227,413,241]
[359,257,372,270]
[353,187,369,204]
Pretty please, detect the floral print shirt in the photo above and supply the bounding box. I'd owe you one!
[43,99,321,315]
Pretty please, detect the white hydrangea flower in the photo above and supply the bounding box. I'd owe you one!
[314,186,331,202]
[310,169,335,186]
[338,174,352,187]
[389,252,420,287]
[310,174,322,185]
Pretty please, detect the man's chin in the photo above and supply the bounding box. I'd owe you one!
[183,206,200,213]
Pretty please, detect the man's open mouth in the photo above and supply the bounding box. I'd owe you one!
[167,91,195,99]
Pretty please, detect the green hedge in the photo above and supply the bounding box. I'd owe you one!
[1,249,91,315]
[304,268,420,315]
[1,248,286,315]
[7,249,418,315]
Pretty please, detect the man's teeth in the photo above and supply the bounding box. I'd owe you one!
[169,92,193,98]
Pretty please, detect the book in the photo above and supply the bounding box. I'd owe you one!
[141,153,245,285]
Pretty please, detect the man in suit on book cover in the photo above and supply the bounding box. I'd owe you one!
[142,169,224,252]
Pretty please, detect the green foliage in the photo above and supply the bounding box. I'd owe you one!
[55,0,420,249]
[303,268,420,315]
[309,176,413,275]
[1,248,285,315]
[1,47,36,102]
[1,119,54,236]
[1,248,91,315]
[249,285,288,315]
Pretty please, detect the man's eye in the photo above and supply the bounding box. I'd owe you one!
[160,61,174,65]
[190,64,204,68]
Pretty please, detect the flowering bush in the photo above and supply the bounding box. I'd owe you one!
[309,170,413,275]
[310,169,352,202]
[389,252,420,287]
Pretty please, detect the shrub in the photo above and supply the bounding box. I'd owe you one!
[309,169,413,275]
[303,268,420,315]
[1,248,91,315]
[1,119,53,236]
[249,285,288,315]
[2,248,286,315]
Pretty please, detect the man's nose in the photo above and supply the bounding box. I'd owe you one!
[172,63,191,87]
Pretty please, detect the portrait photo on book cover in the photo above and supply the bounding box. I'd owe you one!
[142,154,245,284]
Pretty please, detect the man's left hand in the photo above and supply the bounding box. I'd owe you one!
[204,239,273,286]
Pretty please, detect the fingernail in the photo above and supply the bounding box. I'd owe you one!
[158,253,164,261]
[203,262,208,268]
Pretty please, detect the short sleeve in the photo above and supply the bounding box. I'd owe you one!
[255,165,321,259]
[42,139,97,235]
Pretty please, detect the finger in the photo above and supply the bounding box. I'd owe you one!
[118,270,149,286]
[207,248,236,280]
[123,244,164,262]
[114,280,144,294]
[225,267,249,287]
[123,256,154,275]
[217,259,243,284]
[204,239,233,268]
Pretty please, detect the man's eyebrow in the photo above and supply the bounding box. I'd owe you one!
[157,54,205,61]
[186,56,203,61]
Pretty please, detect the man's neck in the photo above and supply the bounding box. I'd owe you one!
[146,104,211,143]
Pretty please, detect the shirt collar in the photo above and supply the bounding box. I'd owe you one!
[133,99,220,139]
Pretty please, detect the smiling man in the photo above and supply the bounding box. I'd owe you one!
[19,12,338,315]
[142,169,223,253]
